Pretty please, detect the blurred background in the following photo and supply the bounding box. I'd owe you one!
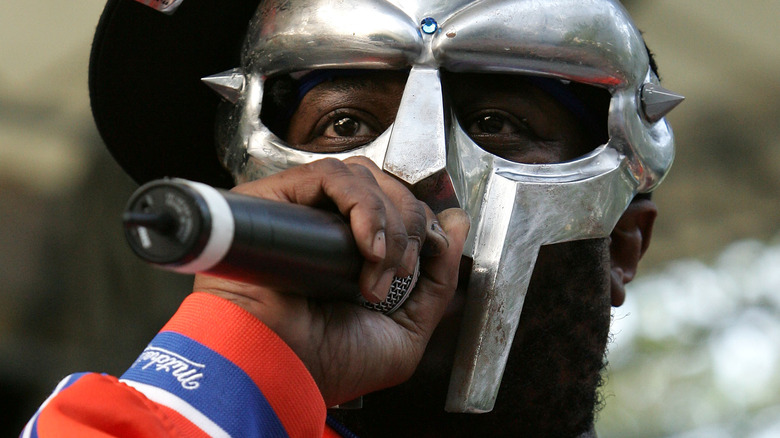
[1,0,778,436]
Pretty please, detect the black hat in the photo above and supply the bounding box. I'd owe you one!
[89,0,262,188]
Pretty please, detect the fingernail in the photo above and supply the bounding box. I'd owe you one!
[371,230,386,260]
[431,221,447,242]
[370,268,395,302]
[400,238,420,276]
[422,221,449,257]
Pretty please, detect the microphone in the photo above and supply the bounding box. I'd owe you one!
[121,178,417,314]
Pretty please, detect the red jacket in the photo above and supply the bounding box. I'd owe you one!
[22,292,347,438]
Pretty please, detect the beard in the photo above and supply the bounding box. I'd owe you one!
[330,238,613,437]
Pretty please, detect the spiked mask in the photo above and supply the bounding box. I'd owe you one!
[200,0,682,413]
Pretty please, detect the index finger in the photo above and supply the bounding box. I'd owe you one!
[231,158,408,302]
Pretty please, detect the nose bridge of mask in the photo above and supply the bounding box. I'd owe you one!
[383,66,447,185]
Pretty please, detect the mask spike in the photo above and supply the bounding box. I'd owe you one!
[640,83,685,123]
[201,68,246,104]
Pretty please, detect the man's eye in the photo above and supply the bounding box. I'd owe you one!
[476,115,504,134]
[315,110,381,140]
[466,111,531,136]
[460,110,562,163]
[324,116,371,138]
[288,109,384,153]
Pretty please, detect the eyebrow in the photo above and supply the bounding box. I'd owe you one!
[322,78,374,94]
[297,70,384,102]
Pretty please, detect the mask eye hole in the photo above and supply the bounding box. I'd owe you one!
[443,72,610,164]
[260,70,408,153]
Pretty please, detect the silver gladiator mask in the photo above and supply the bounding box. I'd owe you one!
[202,0,682,413]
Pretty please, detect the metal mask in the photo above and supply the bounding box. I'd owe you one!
[203,0,681,413]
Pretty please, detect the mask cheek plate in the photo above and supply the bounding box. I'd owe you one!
[242,125,392,179]
[445,124,636,412]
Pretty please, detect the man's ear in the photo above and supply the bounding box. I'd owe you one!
[609,198,657,307]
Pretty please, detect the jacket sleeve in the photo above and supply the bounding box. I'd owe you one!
[21,292,329,438]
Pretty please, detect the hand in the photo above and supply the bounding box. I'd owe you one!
[192,157,470,406]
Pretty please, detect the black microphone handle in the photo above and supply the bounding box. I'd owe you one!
[122,178,416,313]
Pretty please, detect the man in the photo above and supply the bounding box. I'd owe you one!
[23,0,682,436]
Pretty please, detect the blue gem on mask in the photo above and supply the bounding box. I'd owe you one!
[421,17,438,34]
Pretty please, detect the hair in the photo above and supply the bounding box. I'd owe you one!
[260,74,300,139]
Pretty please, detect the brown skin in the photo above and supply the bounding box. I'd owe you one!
[197,71,657,436]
